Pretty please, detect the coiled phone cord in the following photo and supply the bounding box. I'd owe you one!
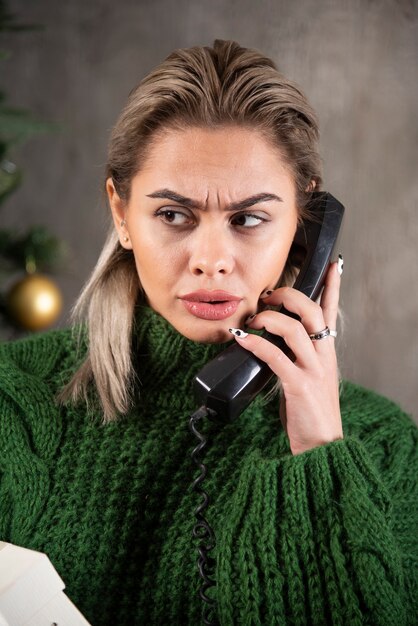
[189,406,219,626]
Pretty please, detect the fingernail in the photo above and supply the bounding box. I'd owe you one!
[260,290,273,299]
[337,254,344,276]
[245,313,256,325]
[229,328,248,338]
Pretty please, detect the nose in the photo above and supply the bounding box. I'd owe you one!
[188,227,235,277]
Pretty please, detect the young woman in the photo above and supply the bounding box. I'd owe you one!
[0,40,416,626]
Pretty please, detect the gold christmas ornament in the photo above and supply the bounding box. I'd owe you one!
[7,273,63,331]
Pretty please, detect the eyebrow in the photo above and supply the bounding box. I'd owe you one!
[145,188,283,212]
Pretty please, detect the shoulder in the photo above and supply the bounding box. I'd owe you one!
[0,327,82,398]
[0,329,83,528]
[0,327,84,461]
[339,379,417,446]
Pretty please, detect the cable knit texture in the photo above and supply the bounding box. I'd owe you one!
[0,305,417,625]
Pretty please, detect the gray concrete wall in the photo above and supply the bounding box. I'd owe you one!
[1,0,417,420]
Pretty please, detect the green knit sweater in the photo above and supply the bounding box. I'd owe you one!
[0,306,417,625]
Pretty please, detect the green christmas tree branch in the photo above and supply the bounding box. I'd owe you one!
[0,226,67,274]
[0,1,68,336]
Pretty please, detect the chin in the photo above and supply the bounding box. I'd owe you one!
[183,326,233,344]
[175,319,235,344]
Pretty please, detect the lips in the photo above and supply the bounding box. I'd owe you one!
[179,290,242,321]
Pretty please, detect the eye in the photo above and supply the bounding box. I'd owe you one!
[155,208,194,226]
[230,213,267,228]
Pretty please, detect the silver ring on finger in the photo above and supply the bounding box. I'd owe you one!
[309,327,338,340]
[309,326,331,341]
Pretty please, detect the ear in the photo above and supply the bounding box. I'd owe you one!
[305,179,317,192]
[106,177,133,250]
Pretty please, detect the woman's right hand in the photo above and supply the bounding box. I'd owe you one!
[231,260,343,455]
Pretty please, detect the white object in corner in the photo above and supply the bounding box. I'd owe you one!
[0,541,91,625]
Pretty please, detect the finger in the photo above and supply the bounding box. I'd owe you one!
[279,393,288,434]
[319,260,342,330]
[258,286,325,335]
[246,310,318,370]
[230,331,300,383]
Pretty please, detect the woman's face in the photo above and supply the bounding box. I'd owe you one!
[108,126,299,343]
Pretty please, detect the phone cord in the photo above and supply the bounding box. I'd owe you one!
[189,406,219,626]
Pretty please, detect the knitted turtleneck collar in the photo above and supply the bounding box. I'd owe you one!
[132,304,232,396]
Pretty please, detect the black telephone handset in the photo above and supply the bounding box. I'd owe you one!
[193,191,345,422]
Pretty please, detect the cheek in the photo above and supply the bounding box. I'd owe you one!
[246,242,291,284]
[131,235,184,288]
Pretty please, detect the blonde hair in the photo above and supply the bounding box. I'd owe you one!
[59,39,323,422]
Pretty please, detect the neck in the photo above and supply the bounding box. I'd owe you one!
[132,305,231,402]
